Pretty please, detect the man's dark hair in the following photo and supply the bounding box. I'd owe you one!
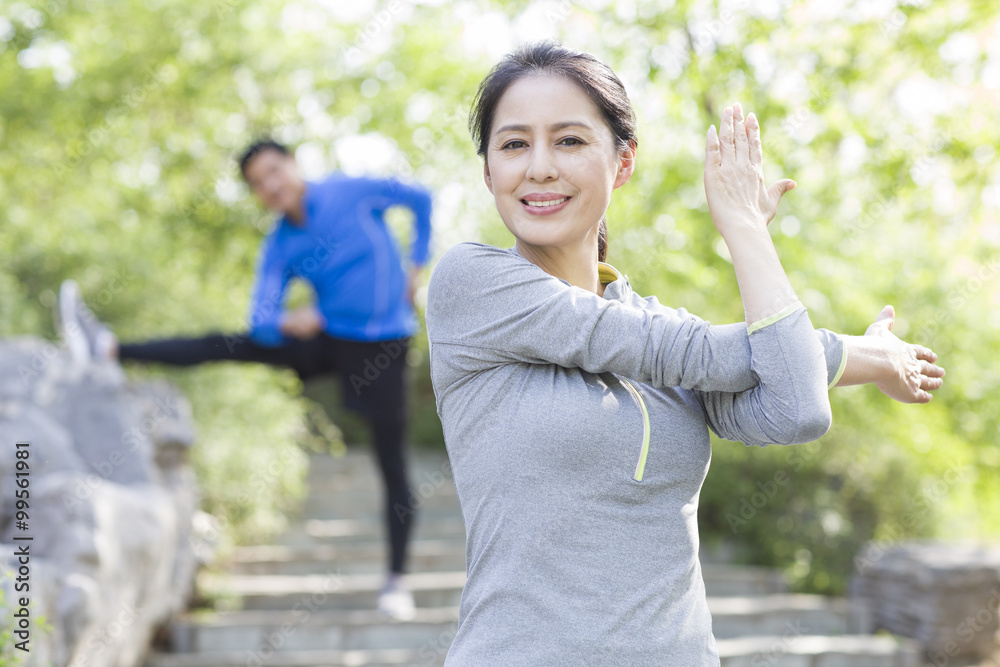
[238,139,291,180]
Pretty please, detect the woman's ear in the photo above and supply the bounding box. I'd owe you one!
[483,160,494,194]
[613,139,637,190]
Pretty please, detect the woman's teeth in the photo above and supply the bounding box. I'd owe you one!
[524,197,569,207]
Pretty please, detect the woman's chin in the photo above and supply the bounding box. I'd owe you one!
[509,228,570,250]
[506,217,593,249]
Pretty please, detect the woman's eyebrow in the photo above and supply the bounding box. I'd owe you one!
[493,121,593,135]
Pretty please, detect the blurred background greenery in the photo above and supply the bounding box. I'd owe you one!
[2,0,998,594]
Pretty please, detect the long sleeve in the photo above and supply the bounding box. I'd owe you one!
[381,178,433,267]
[246,234,292,347]
[695,304,833,447]
[426,242,774,393]
[623,293,847,390]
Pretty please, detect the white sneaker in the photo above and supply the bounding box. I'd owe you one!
[377,574,415,621]
[56,279,118,364]
[57,280,92,366]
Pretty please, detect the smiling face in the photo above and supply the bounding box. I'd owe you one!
[483,73,635,255]
[243,148,306,216]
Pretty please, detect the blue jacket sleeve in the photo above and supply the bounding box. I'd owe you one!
[246,234,292,347]
[382,178,432,266]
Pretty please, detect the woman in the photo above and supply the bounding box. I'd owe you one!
[425,42,944,665]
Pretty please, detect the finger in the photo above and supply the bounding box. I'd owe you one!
[914,345,938,363]
[733,103,750,165]
[706,124,721,168]
[719,106,735,162]
[873,305,894,330]
[920,360,946,378]
[914,389,933,403]
[766,179,796,207]
[919,374,944,391]
[747,112,763,166]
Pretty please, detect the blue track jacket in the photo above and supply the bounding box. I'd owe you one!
[246,173,432,346]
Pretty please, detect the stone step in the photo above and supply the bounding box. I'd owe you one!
[701,563,788,597]
[147,632,923,667]
[274,518,465,549]
[305,450,452,479]
[298,487,462,519]
[298,490,460,515]
[227,540,467,576]
[145,647,445,667]
[168,596,859,653]
[152,627,918,667]
[200,569,853,634]
[198,570,467,611]
[216,549,793,597]
[708,594,861,639]
[305,458,454,481]
[168,607,458,653]
[716,634,921,667]
[292,502,463,526]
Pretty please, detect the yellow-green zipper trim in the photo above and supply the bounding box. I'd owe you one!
[619,376,651,482]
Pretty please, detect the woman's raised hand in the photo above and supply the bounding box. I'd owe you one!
[704,102,796,236]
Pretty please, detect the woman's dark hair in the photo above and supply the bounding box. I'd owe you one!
[469,41,637,262]
[238,138,291,180]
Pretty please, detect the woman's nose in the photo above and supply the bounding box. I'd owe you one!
[525,145,558,182]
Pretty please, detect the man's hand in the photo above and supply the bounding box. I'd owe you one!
[406,265,422,307]
[280,305,326,340]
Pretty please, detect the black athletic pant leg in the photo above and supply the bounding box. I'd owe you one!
[117,332,336,380]
[120,331,416,575]
[331,336,415,575]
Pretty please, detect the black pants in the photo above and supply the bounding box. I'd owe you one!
[119,331,416,574]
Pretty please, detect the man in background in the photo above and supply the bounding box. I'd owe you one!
[58,138,433,619]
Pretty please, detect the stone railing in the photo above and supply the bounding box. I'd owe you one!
[851,540,1000,666]
[0,337,204,667]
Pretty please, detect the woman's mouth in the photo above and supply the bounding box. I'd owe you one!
[521,196,571,215]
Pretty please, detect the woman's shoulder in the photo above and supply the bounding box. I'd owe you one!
[437,241,516,264]
[430,242,524,288]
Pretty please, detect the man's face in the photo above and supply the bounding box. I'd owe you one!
[243,149,305,215]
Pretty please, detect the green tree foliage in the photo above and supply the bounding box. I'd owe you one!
[3,0,997,590]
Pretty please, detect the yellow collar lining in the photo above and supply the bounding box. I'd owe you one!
[598,261,622,285]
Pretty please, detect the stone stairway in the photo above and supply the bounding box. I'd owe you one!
[145,448,922,667]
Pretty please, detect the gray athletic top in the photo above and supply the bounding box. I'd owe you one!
[425,242,846,666]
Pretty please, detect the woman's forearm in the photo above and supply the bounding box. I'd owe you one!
[835,335,894,386]
[722,223,800,326]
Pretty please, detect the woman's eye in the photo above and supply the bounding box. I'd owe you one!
[559,137,583,146]
[502,140,527,150]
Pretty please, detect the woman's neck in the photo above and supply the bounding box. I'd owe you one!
[515,235,605,298]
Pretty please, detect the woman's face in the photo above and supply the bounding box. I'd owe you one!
[484,73,635,253]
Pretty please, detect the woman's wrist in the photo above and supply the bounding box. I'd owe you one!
[716,213,768,240]
[836,335,894,386]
